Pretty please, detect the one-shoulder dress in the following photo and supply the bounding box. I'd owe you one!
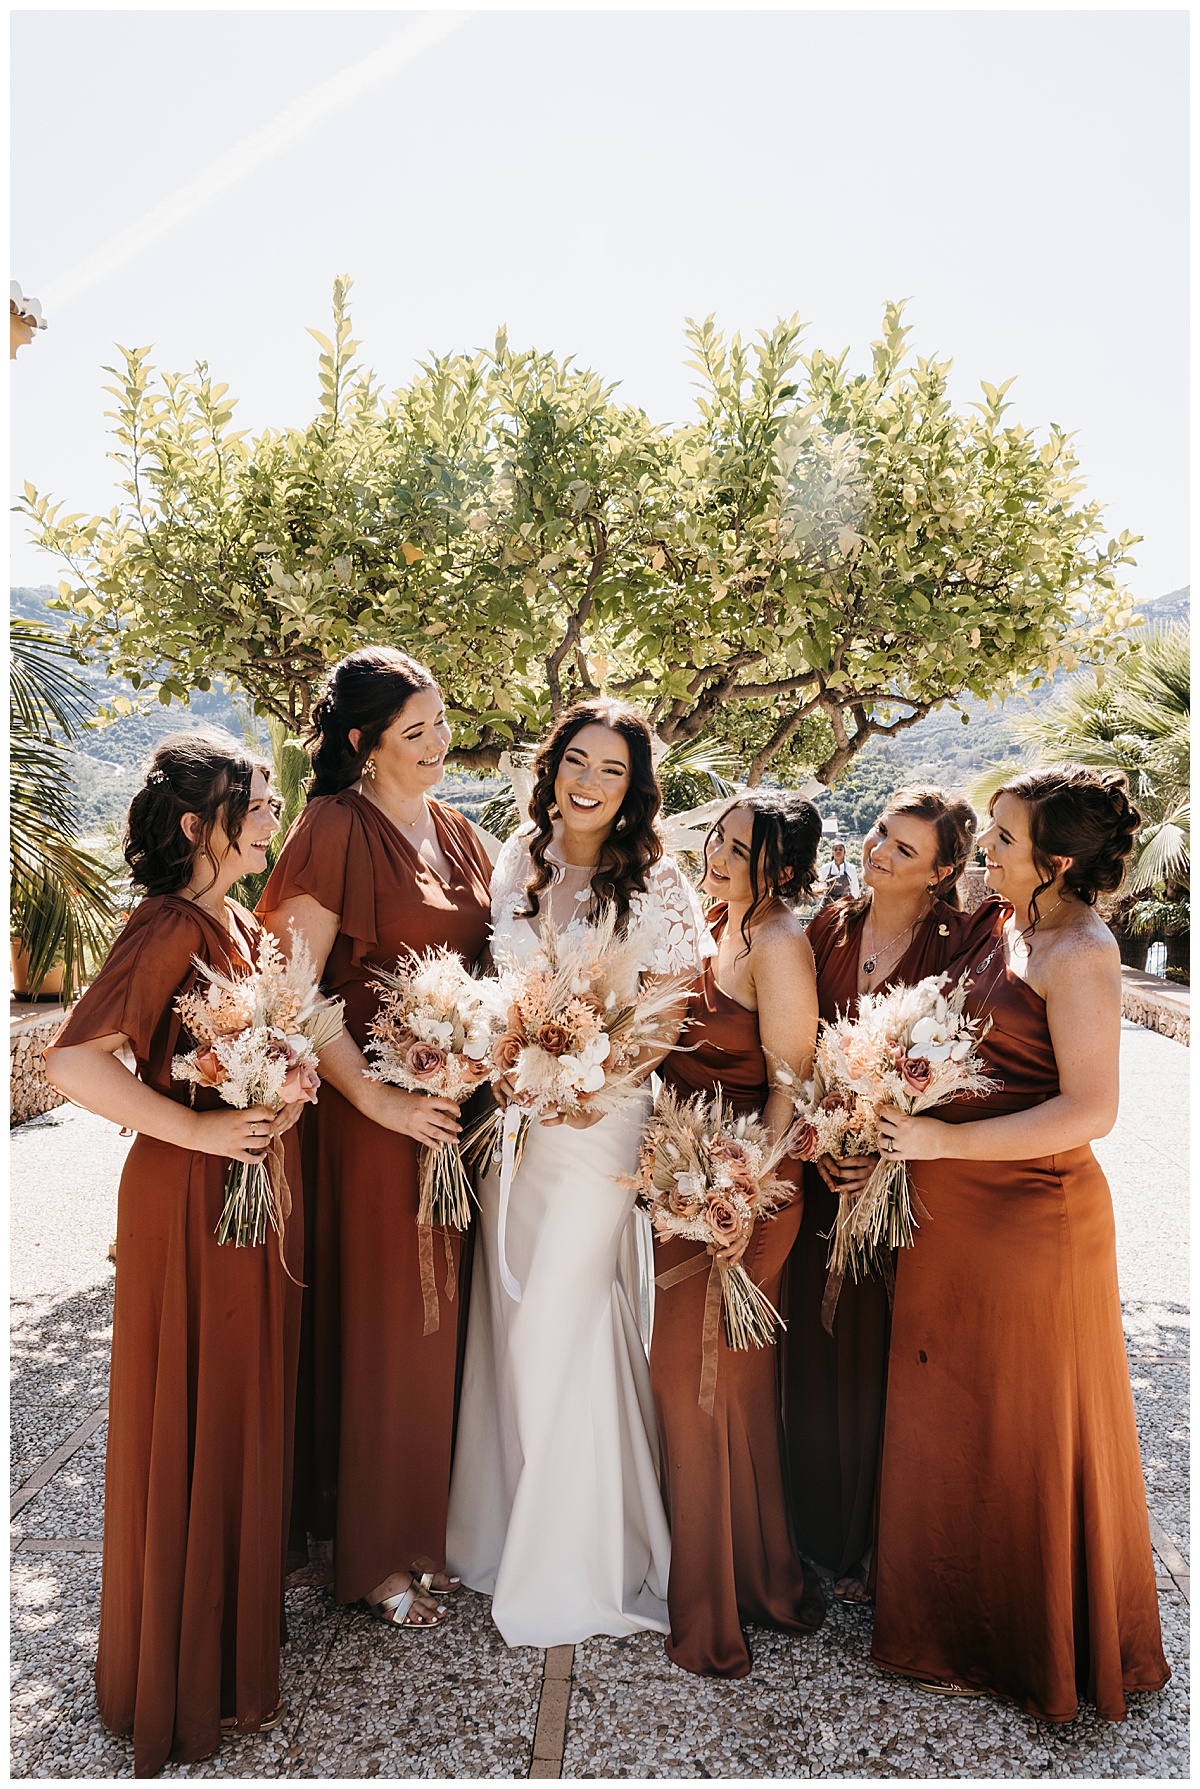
[782,893,1005,1577]
[51,897,304,1778]
[870,924,1171,1720]
[257,790,493,1606]
[650,908,825,1675]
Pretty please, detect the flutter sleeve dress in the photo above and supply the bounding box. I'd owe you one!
[782,892,1005,1579]
[870,919,1170,1720]
[256,789,493,1607]
[650,904,826,1677]
[50,895,304,1779]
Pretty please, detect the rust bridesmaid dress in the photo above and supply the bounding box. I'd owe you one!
[257,789,493,1607]
[650,907,826,1676]
[51,897,304,1778]
[871,925,1170,1720]
[782,893,1004,1579]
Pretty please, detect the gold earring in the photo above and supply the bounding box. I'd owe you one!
[364,756,377,781]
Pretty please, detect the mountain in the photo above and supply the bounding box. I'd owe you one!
[818,587,1190,830]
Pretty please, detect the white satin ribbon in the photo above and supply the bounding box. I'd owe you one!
[496,1104,525,1304]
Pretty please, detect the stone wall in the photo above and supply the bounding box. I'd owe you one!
[10,1008,68,1125]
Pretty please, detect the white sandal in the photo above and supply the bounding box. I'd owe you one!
[367,1584,448,1629]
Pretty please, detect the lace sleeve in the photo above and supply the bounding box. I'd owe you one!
[489,828,534,945]
[631,855,716,976]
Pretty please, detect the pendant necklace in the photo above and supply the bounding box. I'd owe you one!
[973,896,1065,979]
[861,901,929,976]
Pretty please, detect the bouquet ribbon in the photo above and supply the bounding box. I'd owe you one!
[496,1104,525,1304]
[266,1133,303,1288]
[418,1222,458,1336]
[654,1249,723,1416]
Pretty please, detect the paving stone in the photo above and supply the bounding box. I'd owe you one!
[9,1030,1189,1778]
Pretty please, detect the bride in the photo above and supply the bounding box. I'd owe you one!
[446,699,712,1646]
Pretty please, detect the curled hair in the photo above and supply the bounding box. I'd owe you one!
[704,790,823,956]
[520,699,663,926]
[306,646,437,797]
[834,785,978,944]
[124,729,275,897]
[990,764,1141,928]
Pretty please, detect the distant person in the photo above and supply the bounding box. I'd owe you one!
[817,840,859,905]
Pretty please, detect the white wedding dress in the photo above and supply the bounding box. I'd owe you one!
[446,824,713,1647]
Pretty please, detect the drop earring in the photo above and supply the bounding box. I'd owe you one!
[363,756,377,781]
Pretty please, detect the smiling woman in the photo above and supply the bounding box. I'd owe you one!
[41,729,303,1775]
[256,646,495,1630]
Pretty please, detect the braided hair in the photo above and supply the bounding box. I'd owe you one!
[991,764,1141,928]
[703,789,823,955]
[306,647,437,798]
[124,729,275,897]
[520,699,663,927]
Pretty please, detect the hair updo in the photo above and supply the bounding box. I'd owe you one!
[124,729,274,897]
[306,646,438,798]
[990,764,1142,922]
[834,785,978,943]
[704,790,823,954]
[520,699,663,926]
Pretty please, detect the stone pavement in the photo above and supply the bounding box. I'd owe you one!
[10,1021,1190,1778]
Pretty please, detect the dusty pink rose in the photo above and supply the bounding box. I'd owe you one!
[279,1061,321,1105]
[405,1041,447,1080]
[492,1032,524,1074]
[668,1181,705,1219]
[787,1121,819,1161]
[900,1053,934,1094]
[462,1052,492,1079]
[706,1196,744,1247]
[387,1027,418,1056]
[820,1092,850,1114]
[536,1021,574,1057]
[192,1045,227,1087]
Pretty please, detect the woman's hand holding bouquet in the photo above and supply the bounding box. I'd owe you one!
[172,929,344,1258]
[363,947,507,1230]
[774,973,994,1326]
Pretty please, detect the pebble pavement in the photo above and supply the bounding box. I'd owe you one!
[10,1021,1190,1778]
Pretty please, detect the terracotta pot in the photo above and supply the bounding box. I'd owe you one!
[9,939,66,1001]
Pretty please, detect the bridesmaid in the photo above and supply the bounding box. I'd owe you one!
[872,766,1170,1720]
[782,786,1002,1601]
[651,791,827,1676]
[257,647,493,1629]
[44,733,303,1776]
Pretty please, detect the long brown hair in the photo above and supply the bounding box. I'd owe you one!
[519,699,663,925]
[833,785,978,944]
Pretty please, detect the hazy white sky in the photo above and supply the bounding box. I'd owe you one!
[10,7,1189,603]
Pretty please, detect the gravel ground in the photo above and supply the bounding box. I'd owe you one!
[10,1023,1190,1778]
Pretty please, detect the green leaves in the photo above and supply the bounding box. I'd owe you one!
[16,290,1138,786]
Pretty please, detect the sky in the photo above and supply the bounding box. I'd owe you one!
[10,7,1190,605]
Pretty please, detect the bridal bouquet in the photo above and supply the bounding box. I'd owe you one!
[778,974,993,1290]
[628,1087,795,1352]
[364,947,507,1230]
[172,930,344,1253]
[486,904,692,1124]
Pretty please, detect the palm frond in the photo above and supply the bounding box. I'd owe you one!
[1128,805,1191,894]
[9,619,94,741]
